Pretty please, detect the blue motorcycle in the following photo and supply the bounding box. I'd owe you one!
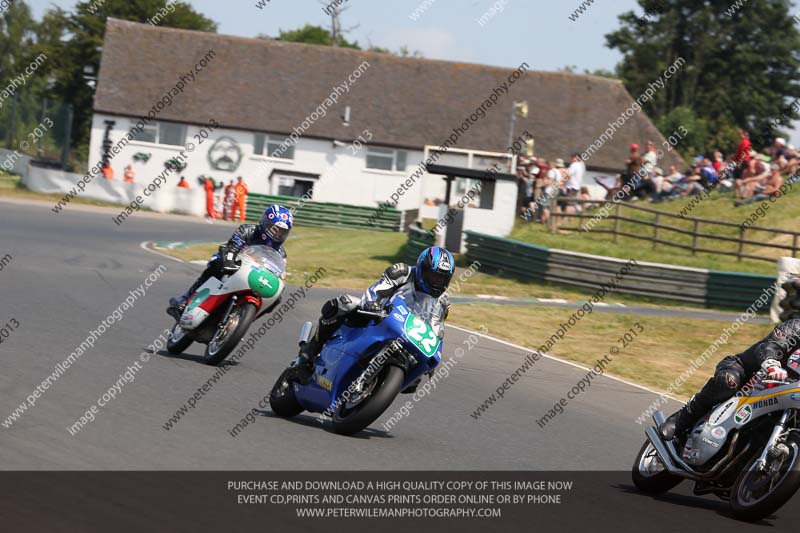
[269,290,443,436]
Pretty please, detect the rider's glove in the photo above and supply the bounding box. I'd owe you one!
[221,249,238,273]
[762,359,788,381]
[361,301,383,314]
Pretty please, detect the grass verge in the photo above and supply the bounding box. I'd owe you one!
[451,303,773,398]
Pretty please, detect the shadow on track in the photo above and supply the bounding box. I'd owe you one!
[255,409,394,439]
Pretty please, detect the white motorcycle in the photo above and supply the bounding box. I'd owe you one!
[166,245,285,365]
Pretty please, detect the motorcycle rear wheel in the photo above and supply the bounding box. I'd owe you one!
[729,433,800,522]
[331,365,405,436]
[203,303,257,366]
[631,440,683,494]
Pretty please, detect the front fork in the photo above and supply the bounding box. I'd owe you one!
[754,410,791,472]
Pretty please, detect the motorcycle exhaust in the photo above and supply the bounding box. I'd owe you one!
[298,321,314,346]
[645,426,683,475]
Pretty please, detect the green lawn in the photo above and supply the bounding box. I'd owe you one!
[157,226,747,312]
[511,186,800,274]
[453,304,773,399]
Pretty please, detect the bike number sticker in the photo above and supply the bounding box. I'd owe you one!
[403,313,440,357]
[248,268,281,298]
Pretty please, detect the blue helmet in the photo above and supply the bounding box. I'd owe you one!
[415,246,455,297]
[258,205,293,245]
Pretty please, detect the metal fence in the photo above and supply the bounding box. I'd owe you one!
[245,193,403,231]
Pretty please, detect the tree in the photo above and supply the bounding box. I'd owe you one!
[606,0,800,155]
[273,24,360,49]
[43,0,216,167]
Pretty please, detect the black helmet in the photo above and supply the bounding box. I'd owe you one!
[415,246,455,297]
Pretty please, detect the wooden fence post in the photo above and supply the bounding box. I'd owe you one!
[653,213,660,250]
[794,234,799,259]
[691,220,699,256]
[737,227,745,262]
[613,203,621,243]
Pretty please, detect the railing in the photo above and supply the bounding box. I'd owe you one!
[246,193,402,231]
[464,230,775,310]
[405,227,435,264]
[549,198,799,263]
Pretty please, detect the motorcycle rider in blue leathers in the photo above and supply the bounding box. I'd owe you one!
[293,246,455,384]
[167,205,293,319]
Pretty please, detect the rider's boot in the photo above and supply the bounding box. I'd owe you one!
[291,336,321,385]
[167,275,206,319]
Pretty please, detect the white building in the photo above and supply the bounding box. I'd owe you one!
[81,19,680,238]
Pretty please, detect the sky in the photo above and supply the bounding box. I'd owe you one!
[22,0,800,144]
[25,0,639,72]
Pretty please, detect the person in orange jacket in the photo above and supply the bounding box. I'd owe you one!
[123,165,135,183]
[232,176,249,222]
[101,164,114,180]
[223,179,235,220]
[177,176,190,189]
[204,177,220,219]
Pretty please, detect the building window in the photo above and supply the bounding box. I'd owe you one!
[131,122,157,143]
[366,147,407,172]
[130,120,185,146]
[254,133,295,160]
[159,123,186,146]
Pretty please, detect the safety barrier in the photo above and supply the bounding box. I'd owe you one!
[464,231,775,310]
[246,193,402,231]
[405,227,436,264]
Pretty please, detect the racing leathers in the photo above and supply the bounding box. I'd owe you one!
[168,224,286,315]
[661,318,800,440]
[296,263,451,375]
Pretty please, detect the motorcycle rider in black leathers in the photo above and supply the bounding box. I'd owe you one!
[661,318,800,442]
[167,205,292,319]
[293,246,455,382]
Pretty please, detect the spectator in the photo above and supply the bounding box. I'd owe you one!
[651,167,665,193]
[554,158,576,217]
[232,176,249,222]
[123,164,135,183]
[177,176,190,189]
[566,153,585,207]
[738,157,769,200]
[642,140,658,174]
[518,163,535,222]
[539,168,557,225]
[623,144,643,196]
[700,158,718,187]
[773,138,789,160]
[736,164,784,206]
[223,179,235,220]
[712,151,724,172]
[734,129,752,179]
[681,165,705,197]
[101,164,114,180]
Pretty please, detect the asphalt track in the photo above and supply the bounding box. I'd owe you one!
[4,199,800,530]
[0,198,688,471]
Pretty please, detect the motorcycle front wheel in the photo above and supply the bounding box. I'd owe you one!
[331,365,405,436]
[166,321,193,354]
[730,432,800,522]
[203,303,257,366]
[269,368,304,418]
[631,440,683,494]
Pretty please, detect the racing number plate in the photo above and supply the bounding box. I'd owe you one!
[403,313,440,357]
